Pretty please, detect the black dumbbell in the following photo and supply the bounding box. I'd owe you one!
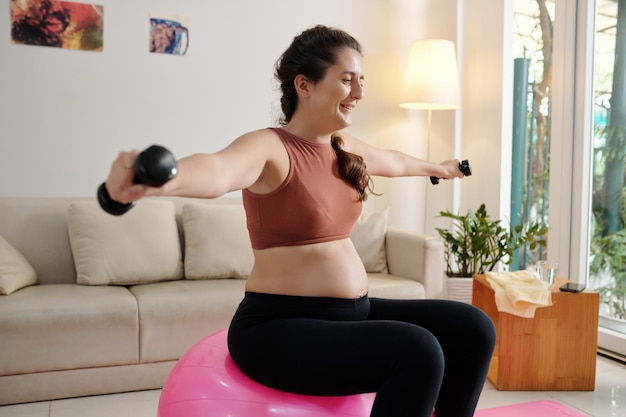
[430,159,472,185]
[97,145,178,215]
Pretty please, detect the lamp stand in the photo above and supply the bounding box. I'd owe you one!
[426,108,433,160]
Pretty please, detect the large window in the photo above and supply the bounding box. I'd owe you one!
[589,0,626,336]
[513,0,626,356]
[512,0,554,268]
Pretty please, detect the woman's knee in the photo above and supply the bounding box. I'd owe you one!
[451,302,496,353]
[391,324,445,379]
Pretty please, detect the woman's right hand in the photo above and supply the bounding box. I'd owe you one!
[104,149,147,204]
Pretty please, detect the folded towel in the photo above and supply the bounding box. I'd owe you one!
[485,270,552,318]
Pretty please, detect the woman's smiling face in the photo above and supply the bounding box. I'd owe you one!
[308,47,365,130]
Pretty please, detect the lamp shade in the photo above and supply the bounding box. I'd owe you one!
[400,39,460,110]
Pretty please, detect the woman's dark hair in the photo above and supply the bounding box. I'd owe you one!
[331,135,377,201]
[275,25,375,201]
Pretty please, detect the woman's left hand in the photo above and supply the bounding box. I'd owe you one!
[439,159,465,179]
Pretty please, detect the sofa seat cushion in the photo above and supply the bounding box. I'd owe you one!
[367,273,425,299]
[130,280,246,362]
[0,284,139,376]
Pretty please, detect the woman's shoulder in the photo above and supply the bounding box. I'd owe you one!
[332,129,362,152]
[235,127,283,143]
[224,128,286,161]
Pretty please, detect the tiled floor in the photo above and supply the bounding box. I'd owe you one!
[477,355,626,417]
[1,355,624,417]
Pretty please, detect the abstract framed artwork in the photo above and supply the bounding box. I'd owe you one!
[10,0,104,51]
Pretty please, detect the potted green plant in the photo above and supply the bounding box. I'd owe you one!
[435,203,548,302]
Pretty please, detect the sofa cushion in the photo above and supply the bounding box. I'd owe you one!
[0,284,139,375]
[67,200,183,285]
[182,203,254,279]
[351,208,389,273]
[0,235,37,295]
[130,279,247,362]
[367,272,425,299]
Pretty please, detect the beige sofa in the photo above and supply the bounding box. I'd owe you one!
[0,196,444,405]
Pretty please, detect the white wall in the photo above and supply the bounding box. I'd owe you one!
[0,0,469,233]
[457,0,513,224]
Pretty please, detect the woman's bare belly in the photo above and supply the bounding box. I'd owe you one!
[244,238,369,299]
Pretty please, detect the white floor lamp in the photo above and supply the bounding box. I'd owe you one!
[399,38,461,152]
[400,39,465,301]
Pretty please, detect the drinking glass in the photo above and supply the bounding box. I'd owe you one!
[536,260,558,288]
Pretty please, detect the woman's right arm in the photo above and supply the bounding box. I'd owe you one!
[105,129,276,204]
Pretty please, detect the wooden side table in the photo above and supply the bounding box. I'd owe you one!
[472,275,599,391]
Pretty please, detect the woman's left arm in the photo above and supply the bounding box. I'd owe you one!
[339,131,464,179]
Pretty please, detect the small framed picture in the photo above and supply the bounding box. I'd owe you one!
[149,13,189,56]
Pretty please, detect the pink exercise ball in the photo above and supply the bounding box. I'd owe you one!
[157,329,376,417]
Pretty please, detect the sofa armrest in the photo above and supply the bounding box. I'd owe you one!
[385,227,444,299]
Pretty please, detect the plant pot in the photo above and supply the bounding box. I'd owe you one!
[445,276,473,304]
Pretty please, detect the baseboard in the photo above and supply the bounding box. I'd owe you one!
[598,326,626,364]
[598,347,626,365]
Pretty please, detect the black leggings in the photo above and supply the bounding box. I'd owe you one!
[228,292,496,417]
